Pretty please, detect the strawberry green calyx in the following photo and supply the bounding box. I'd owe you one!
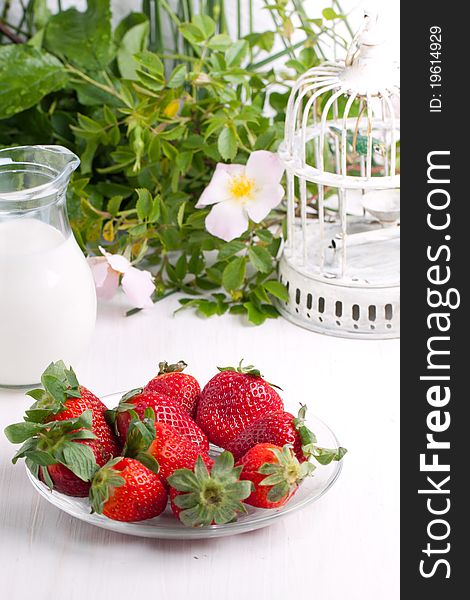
[122,408,160,474]
[104,388,143,430]
[4,410,98,487]
[89,457,126,514]
[217,359,263,378]
[24,361,82,423]
[218,359,282,390]
[259,445,315,503]
[293,405,348,464]
[168,452,252,527]
[157,360,188,375]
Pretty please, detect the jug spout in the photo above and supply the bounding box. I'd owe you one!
[0,145,80,210]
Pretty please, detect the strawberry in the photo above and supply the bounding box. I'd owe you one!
[89,457,168,522]
[236,443,315,509]
[196,361,284,448]
[168,452,252,526]
[5,410,105,497]
[144,361,201,418]
[25,361,119,459]
[226,405,347,464]
[123,409,213,481]
[107,388,209,452]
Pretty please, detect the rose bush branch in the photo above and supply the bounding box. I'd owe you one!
[0,0,350,323]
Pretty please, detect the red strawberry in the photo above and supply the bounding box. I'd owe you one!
[123,411,213,481]
[144,361,201,418]
[89,457,168,522]
[107,388,209,452]
[168,452,252,526]
[25,361,119,459]
[236,443,315,509]
[196,361,284,448]
[5,410,105,497]
[41,439,108,496]
[226,405,328,462]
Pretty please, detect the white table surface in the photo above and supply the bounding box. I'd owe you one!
[0,293,399,600]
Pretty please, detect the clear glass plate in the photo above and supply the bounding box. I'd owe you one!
[25,392,344,539]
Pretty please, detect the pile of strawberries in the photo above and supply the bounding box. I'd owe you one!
[5,360,346,527]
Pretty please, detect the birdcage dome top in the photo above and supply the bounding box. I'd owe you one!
[280,10,400,189]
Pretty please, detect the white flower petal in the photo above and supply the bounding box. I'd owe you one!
[89,260,120,300]
[121,267,155,309]
[205,200,249,242]
[217,163,245,177]
[245,184,285,223]
[246,150,285,186]
[87,257,110,288]
[196,164,239,208]
[99,246,131,274]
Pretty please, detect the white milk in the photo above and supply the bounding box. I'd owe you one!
[0,219,97,386]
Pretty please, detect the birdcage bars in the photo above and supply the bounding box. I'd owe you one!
[276,11,400,339]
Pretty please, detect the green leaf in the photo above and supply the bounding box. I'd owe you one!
[263,280,289,302]
[177,202,186,228]
[175,255,187,280]
[135,49,164,76]
[253,284,271,304]
[267,480,289,503]
[257,229,274,243]
[117,20,149,80]
[4,422,44,444]
[136,452,160,474]
[322,8,339,20]
[24,450,57,467]
[135,50,165,91]
[129,223,147,237]
[149,196,161,223]
[210,450,235,479]
[167,64,187,88]
[124,419,155,457]
[44,0,114,70]
[179,23,206,45]
[225,40,249,67]
[107,195,123,216]
[136,188,152,220]
[244,301,267,326]
[192,15,216,39]
[222,257,246,292]
[60,442,97,481]
[218,240,245,261]
[313,446,348,465]
[247,246,273,273]
[218,127,237,161]
[0,46,67,120]
[196,300,218,317]
[208,34,233,51]
[167,468,200,492]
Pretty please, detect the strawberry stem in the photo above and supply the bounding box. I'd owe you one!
[157,360,188,375]
[217,358,263,378]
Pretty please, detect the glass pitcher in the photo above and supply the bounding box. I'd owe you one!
[0,146,97,387]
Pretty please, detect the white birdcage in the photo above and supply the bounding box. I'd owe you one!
[276,10,400,339]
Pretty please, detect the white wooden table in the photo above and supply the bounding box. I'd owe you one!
[0,293,399,600]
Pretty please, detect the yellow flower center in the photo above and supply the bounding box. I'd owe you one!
[229,175,255,202]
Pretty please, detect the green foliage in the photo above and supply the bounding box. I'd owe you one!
[0,0,350,325]
[0,45,67,118]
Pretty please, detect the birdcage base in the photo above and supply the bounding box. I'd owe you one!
[276,245,400,340]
